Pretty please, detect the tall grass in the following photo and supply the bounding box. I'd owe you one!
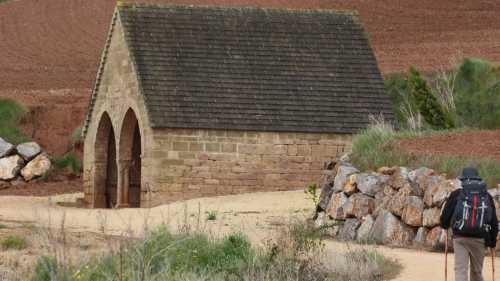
[0,98,29,144]
[350,122,500,188]
[30,217,400,281]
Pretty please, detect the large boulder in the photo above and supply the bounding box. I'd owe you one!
[0,137,14,158]
[423,177,458,207]
[414,227,429,246]
[328,192,348,220]
[317,164,338,211]
[402,196,424,227]
[342,174,358,195]
[389,184,420,217]
[344,193,375,219]
[387,169,411,191]
[423,208,441,228]
[357,215,375,242]
[338,219,361,241]
[373,196,392,219]
[422,176,447,207]
[370,210,416,247]
[409,167,435,186]
[21,153,51,181]
[0,155,24,180]
[354,173,389,197]
[333,165,359,192]
[16,142,42,161]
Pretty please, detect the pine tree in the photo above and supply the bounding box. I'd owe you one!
[408,67,455,129]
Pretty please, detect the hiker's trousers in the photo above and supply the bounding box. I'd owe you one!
[454,237,485,281]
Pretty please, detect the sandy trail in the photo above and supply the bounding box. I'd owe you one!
[0,190,498,281]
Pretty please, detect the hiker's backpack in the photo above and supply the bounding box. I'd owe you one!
[452,181,494,236]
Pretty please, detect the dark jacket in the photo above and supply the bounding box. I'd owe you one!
[440,180,498,248]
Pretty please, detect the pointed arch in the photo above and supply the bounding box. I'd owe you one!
[118,108,142,207]
[93,112,118,208]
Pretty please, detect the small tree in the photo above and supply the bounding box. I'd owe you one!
[408,67,455,130]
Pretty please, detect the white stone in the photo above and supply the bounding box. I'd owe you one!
[0,137,14,158]
[357,215,375,242]
[21,153,51,181]
[16,142,42,161]
[0,155,23,180]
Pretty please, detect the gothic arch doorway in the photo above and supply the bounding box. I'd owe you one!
[118,108,142,207]
[93,112,118,208]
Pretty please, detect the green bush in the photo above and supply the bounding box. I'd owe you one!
[386,59,500,130]
[206,211,217,221]
[34,256,62,281]
[454,58,500,129]
[52,153,82,175]
[408,67,455,129]
[0,98,29,144]
[1,235,27,250]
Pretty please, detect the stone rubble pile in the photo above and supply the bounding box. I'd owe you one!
[0,137,51,188]
[317,160,500,249]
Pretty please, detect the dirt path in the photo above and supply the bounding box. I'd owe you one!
[0,190,498,281]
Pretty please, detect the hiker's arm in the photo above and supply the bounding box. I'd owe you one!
[487,196,498,249]
[440,190,458,229]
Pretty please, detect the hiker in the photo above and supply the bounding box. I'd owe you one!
[440,167,498,281]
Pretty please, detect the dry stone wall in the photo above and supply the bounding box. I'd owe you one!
[317,160,500,249]
[0,137,51,188]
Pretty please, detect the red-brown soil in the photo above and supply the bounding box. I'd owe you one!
[0,0,499,91]
[0,178,82,196]
[399,130,500,161]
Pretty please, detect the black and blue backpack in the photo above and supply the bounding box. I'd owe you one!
[452,180,494,236]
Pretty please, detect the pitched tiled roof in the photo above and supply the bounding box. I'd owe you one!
[117,4,393,134]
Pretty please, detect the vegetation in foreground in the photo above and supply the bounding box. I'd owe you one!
[29,220,400,281]
[350,121,500,188]
[1,235,28,250]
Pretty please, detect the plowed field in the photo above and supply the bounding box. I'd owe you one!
[1,0,500,155]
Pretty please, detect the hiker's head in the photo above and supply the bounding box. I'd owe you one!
[459,167,482,181]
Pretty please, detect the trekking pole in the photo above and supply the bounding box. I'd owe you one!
[445,231,450,281]
[493,247,496,281]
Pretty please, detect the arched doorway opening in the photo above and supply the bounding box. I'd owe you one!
[93,112,118,208]
[118,108,142,207]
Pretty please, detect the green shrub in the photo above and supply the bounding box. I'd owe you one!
[454,58,500,129]
[1,235,27,250]
[52,153,82,174]
[0,98,29,144]
[206,211,217,221]
[34,256,60,281]
[385,74,419,129]
[408,67,455,129]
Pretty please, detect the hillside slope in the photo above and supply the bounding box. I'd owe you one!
[1,0,499,90]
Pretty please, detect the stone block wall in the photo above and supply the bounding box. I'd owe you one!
[142,129,352,206]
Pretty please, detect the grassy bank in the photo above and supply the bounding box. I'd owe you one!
[350,123,500,188]
[30,220,400,281]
